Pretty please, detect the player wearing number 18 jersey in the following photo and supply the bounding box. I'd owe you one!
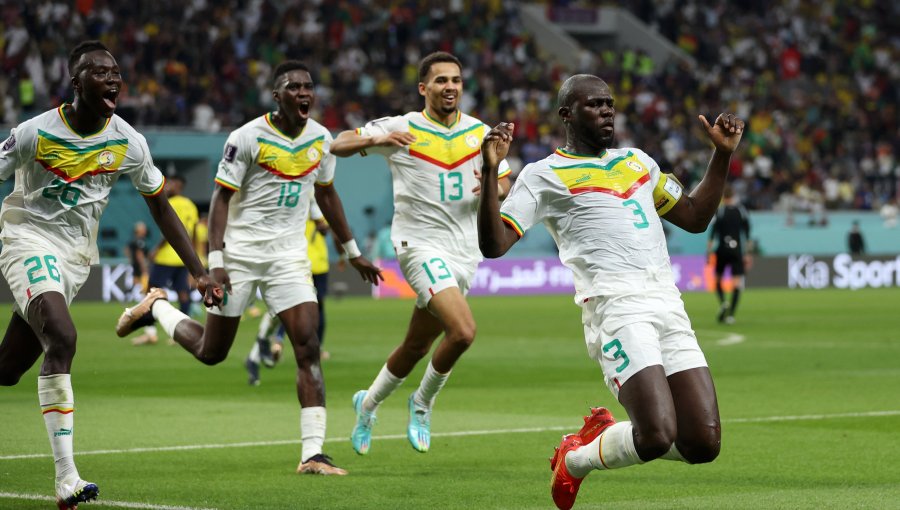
[0,41,221,509]
[331,51,511,456]
[115,60,381,476]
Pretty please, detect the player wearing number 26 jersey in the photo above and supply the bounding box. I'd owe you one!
[0,41,221,510]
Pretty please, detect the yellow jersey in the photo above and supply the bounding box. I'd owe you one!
[153,194,198,266]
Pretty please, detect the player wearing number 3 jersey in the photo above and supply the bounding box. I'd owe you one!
[331,52,512,456]
[478,74,745,510]
[0,41,222,509]
[115,60,382,476]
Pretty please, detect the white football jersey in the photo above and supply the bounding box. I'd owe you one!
[0,106,165,264]
[499,147,684,302]
[355,110,511,257]
[214,114,335,261]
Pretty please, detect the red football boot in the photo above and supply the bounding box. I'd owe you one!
[550,434,585,510]
[577,407,616,444]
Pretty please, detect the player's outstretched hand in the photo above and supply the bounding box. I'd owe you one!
[481,122,514,170]
[374,131,416,148]
[196,273,225,309]
[349,255,384,286]
[699,113,744,153]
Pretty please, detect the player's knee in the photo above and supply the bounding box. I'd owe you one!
[197,349,228,366]
[446,322,476,349]
[290,332,321,364]
[43,330,77,363]
[679,427,721,464]
[634,423,677,461]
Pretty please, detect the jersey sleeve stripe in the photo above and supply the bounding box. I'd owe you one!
[316,178,334,186]
[498,167,512,179]
[214,177,240,191]
[500,212,524,238]
[140,177,166,197]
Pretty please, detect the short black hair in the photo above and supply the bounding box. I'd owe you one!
[418,52,462,83]
[69,40,110,76]
[272,60,310,88]
[557,74,607,109]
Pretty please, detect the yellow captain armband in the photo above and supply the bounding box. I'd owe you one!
[653,173,684,216]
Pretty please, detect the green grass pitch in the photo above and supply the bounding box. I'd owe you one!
[1,288,898,509]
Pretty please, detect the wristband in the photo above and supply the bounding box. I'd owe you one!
[341,239,362,259]
[207,250,224,269]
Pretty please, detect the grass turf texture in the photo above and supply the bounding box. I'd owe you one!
[1,288,898,509]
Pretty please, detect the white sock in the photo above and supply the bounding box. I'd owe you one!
[258,312,279,339]
[248,342,261,364]
[661,443,688,463]
[38,374,79,484]
[300,406,326,462]
[565,421,644,477]
[412,361,450,409]
[152,300,189,338]
[362,364,405,413]
[143,325,158,338]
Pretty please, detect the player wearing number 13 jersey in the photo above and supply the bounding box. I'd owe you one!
[0,41,221,509]
[479,75,746,510]
[331,52,511,457]
[114,60,382,476]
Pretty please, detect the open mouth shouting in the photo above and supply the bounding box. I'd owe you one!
[298,99,311,117]
[101,88,119,111]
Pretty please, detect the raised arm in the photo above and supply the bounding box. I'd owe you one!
[662,113,745,233]
[314,183,382,284]
[144,193,222,306]
[478,122,520,258]
[330,129,416,158]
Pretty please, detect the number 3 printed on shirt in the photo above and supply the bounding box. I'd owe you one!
[622,199,649,229]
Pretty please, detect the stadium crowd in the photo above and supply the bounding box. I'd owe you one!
[1,0,897,213]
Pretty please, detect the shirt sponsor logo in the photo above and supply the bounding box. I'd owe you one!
[224,143,238,162]
[306,146,320,161]
[465,134,479,148]
[626,160,643,172]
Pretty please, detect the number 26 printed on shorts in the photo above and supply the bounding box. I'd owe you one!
[24,255,62,284]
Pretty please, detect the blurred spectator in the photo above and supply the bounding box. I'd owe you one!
[0,0,897,214]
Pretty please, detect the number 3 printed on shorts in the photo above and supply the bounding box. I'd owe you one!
[421,257,452,284]
[24,255,61,284]
[602,338,631,373]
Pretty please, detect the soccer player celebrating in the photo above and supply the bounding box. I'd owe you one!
[330,51,512,455]
[477,75,744,510]
[115,60,381,476]
[0,41,222,509]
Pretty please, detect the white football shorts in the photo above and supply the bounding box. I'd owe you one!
[396,245,478,309]
[581,283,708,400]
[0,235,91,316]
[208,251,317,317]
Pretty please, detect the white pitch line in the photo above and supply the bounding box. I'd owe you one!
[2,410,898,461]
[716,332,745,346]
[0,492,217,510]
[696,329,746,346]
